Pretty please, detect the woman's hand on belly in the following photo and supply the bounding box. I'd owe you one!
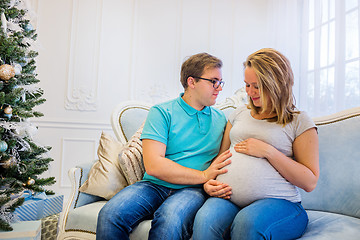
[204,179,232,199]
[233,138,274,159]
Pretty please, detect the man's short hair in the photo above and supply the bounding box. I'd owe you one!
[180,53,222,89]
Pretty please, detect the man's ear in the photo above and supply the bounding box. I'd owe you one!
[187,76,196,89]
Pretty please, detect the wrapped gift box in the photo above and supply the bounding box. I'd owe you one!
[14,194,63,221]
[0,220,41,240]
[41,213,60,240]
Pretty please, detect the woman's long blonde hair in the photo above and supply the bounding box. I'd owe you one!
[244,48,298,125]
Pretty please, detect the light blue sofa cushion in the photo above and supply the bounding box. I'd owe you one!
[65,200,151,239]
[300,210,360,239]
[300,115,360,219]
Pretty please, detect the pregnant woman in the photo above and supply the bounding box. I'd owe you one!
[193,48,319,240]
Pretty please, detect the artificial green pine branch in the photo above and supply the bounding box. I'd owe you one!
[0,0,55,231]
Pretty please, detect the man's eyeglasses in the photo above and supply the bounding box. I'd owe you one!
[191,76,225,89]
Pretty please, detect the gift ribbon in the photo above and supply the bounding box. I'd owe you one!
[22,190,48,201]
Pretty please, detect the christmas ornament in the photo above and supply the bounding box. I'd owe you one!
[24,23,33,32]
[4,106,13,114]
[4,113,12,119]
[0,140,8,152]
[4,106,13,119]
[0,156,16,168]
[27,178,35,186]
[0,64,15,81]
[23,178,35,186]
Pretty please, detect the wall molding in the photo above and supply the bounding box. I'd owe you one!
[32,119,111,130]
[65,0,103,111]
[60,137,97,187]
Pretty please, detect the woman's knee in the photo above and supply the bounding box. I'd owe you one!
[231,211,261,239]
[231,199,309,240]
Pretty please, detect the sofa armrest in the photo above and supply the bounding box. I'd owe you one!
[300,106,360,219]
[58,162,105,237]
[76,161,94,183]
[58,167,82,236]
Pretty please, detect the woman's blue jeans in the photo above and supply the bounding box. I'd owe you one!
[193,198,308,240]
[96,181,206,240]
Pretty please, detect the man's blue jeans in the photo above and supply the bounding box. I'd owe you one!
[193,198,308,240]
[96,181,206,240]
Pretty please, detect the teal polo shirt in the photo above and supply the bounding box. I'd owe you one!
[140,94,226,189]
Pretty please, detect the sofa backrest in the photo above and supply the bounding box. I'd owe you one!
[111,89,247,145]
[300,106,360,219]
[112,102,241,144]
[111,101,152,144]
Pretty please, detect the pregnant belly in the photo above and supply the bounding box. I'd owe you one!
[216,149,298,207]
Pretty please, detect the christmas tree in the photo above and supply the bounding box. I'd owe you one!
[0,0,55,231]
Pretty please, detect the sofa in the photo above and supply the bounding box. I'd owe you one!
[57,89,360,240]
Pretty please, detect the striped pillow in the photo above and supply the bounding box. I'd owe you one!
[119,122,145,185]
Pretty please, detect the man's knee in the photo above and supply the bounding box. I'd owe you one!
[98,204,111,223]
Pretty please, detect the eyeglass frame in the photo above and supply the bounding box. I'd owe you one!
[190,76,225,89]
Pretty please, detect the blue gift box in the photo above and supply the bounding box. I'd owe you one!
[14,194,63,221]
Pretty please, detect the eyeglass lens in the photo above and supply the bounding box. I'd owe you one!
[214,80,223,89]
[191,76,224,89]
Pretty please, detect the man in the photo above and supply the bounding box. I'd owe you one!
[96,53,232,240]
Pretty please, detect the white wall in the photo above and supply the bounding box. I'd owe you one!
[29,0,272,198]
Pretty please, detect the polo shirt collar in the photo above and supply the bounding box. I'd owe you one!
[178,93,210,116]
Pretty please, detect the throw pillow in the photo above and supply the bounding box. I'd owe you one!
[119,122,145,185]
[79,132,128,200]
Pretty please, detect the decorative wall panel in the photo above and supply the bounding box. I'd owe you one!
[65,0,103,111]
[60,138,97,187]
